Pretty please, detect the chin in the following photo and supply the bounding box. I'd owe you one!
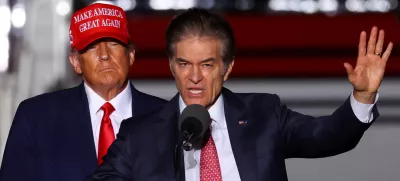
[99,79,120,87]
[184,99,204,106]
[99,75,121,84]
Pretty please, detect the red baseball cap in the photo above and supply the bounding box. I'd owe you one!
[69,3,130,51]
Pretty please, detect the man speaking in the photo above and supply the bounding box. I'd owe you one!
[87,8,393,181]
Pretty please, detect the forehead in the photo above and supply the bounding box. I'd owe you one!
[79,37,127,54]
[88,37,125,46]
[175,37,222,62]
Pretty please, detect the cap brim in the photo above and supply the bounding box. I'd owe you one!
[75,31,129,51]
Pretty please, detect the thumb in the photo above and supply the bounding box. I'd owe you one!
[343,62,354,75]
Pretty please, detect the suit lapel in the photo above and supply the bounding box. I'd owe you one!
[223,88,258,181]
[155,94,186,181]
[129,83,138,116]
[63,83,98,175]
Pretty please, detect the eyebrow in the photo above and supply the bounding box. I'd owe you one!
[176,58,189,63]
[201,58,216,63]
[175,57,216,63]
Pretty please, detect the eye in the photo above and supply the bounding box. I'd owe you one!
[108,42,119,47]
[87,45,97,50]
[179,62,189,67]
[203,64,212,68]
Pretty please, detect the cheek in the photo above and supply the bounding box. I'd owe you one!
[211,77,223,94]
[80,55,97,72]
[177,76,187,90]
[113,56,130,72]
[121,60,131,72]
[79,61,90,73]
[175,70,188,84]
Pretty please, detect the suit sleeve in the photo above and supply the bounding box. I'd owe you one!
[275,95,378,158]
[0,101,36,181]
[86,119,134,181]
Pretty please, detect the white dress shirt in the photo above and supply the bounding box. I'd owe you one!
[84,83,132,156]
[180,92,378,181]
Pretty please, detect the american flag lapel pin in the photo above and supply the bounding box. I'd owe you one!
[239,120,248,125]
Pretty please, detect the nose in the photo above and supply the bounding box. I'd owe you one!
[188,65,203,84]
[98,42,110,61]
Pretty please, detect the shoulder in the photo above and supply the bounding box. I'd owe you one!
[132,89,167,114]
[222,88,286,119]
[231,91,282,106]
[118,107,163,135]
[16,86,81,112]
[221,88,285,117]
[12,86,81,129]
[236,92,283,117]
[135,90,167,105]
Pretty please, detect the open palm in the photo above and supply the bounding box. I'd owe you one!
[344,26,393,94]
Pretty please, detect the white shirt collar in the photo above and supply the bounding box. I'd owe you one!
[178,94,226,128]
[84,82,132,116]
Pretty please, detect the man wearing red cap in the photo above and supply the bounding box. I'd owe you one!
[0,3,166,181]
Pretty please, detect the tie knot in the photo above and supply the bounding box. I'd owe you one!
[101,102,115,115]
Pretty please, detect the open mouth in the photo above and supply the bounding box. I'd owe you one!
[187,88,204,97]
[189,89,203,94]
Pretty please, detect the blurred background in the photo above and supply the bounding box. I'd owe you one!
[0,0,399,180]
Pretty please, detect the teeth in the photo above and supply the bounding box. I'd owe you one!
[189,89,202,94]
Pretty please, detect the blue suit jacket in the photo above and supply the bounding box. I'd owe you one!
[87,88,377,181]
[0,83,166,181]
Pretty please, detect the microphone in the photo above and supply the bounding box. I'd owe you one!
[178,104,211,151]
[174,104,210,180]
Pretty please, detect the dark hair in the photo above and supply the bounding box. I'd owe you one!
[165,8,235,66]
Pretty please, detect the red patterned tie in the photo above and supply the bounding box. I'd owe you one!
[200,135,222,181]
[97,102,115,165]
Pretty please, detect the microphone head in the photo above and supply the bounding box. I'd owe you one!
[178,104,211,140]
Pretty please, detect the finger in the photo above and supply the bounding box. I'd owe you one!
[375,29,385,55]
[344,62,354,75]
[358,31,367,57]
[381,42,393,61]
[367,26,378,54]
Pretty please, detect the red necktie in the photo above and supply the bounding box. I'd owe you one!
[98,102,115,165]
[200,135,222,181]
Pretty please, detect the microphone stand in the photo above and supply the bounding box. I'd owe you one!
[174,144,182,181]
[174,131,194,181]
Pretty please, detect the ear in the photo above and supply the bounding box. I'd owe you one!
[223,59,234,81]
[69,51,83,75]
[129,49,135,66]
[169,59,176,77]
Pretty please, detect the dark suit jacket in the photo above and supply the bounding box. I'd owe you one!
[87,88,377,181]
[0,82,166,181]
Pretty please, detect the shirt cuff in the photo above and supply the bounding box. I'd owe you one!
[350,91,379,123]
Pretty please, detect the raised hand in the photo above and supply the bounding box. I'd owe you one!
[344,26,393,104]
